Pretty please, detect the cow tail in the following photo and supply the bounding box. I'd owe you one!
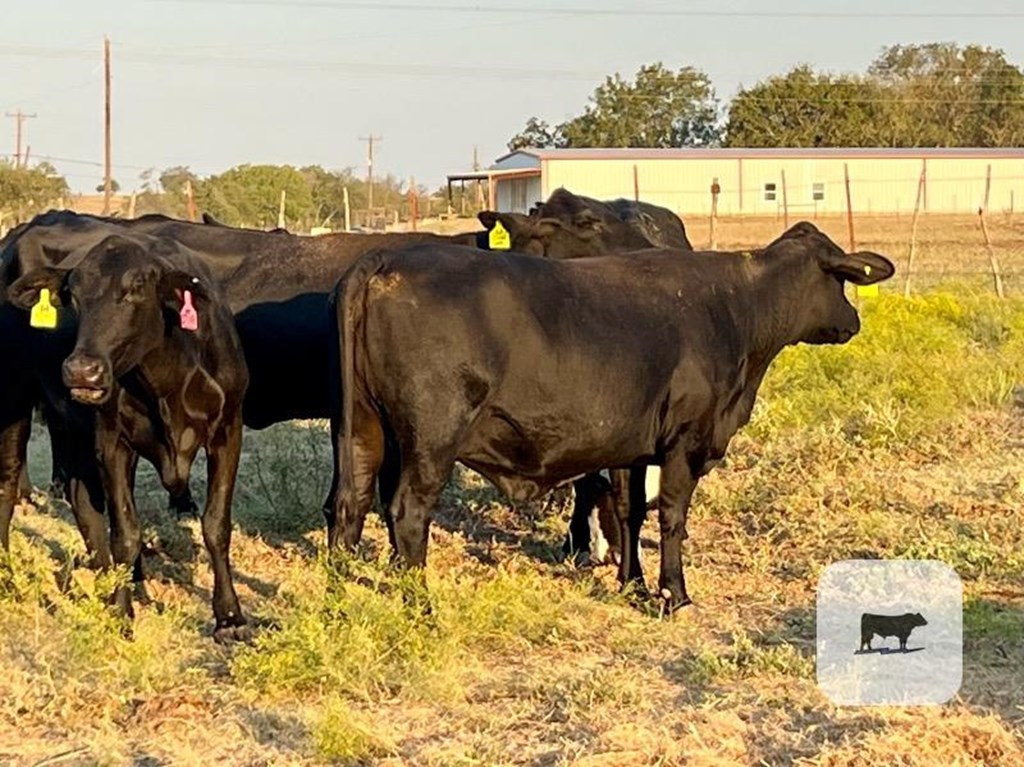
[333,250,389,531]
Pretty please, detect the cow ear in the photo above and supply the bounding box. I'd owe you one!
[819,250,896,286]
[535,213,602,243]
[158,270,209,308]
[477,211,499,230]
[572,209,606,235]
[780,221,821,240]
[7,267,68,310]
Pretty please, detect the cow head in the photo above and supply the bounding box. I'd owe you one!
[477,209,609,259]
[911,612,928,627]
[8,235,207,405]
[764,222,895,346]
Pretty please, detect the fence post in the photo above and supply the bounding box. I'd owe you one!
[633,164,639,202]
[277,189,287,230]
[709,177,720,249]
[984,164,992,214]
[978,207,1005,299]
[408,176,418,232]
[127,190,137,219]
[343,186,351,232]
[780,169,789,230]
[185,179,197,222]
[903,167,926,297]
[843,163,856,251]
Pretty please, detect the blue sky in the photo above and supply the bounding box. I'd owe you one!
[3,0,1023,194]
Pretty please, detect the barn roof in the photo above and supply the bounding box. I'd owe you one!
[493,147,1024,166]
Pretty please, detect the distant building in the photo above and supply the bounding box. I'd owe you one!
[448,147,1024,217]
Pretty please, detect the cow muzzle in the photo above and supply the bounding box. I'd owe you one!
[62,354,112,405]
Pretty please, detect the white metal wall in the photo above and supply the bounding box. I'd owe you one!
[540,156,1024,217]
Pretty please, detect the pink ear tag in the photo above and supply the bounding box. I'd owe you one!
[180,290,198,332]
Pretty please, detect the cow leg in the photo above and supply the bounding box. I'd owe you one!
[60,425,115,572]
[376,436,401,557]
[563,475,597,561]
[389,455,454,569]
[616,466,650,593]
[330,401,385,553]
[41,401,72,501]
[17,464,32,503]
[0,417,32,552]
[203,415,247,642]
[656,452,698,612]
[99,434,142,620]
[387,454,453,617]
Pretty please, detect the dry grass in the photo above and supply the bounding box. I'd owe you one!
[1,279,1023,765]
[688,212,1024,297]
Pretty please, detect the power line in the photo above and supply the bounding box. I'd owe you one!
[146,0,1024,19]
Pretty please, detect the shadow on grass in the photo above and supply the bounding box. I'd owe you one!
[854,646,925,655]
[235,705,312,759]
[960,594,1024,722]
[131,755,170,767]
[430,468,573,569]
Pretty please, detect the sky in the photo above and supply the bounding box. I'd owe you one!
[3,0,1024,194]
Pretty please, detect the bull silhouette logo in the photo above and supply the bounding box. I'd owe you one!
[858,612,927,654]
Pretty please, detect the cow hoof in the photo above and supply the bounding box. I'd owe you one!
[213,622,253,645]
[562,547,594,568]
[659,588,692,618]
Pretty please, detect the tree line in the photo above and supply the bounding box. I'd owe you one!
[508,43,1024,150]
[137,165,443,231]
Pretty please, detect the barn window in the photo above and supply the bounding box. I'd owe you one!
[763,182,777,201]
[812,182,825,201]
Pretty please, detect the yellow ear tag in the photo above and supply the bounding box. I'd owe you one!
[488,219,511,250]
[856,264,878,297]
[30,288,58,329]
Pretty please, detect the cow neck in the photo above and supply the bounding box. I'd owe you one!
[738,251,814,373]
[132,329,197,403]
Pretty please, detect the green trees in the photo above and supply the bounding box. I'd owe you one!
[724,66,887,147]
[509,45,1024,151]
[508,63,721,150]
[129,163,434,230]
[0,161,69,224]
[725,44,1024,148]
[192,165,314,229]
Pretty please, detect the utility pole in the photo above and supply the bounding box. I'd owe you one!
[103,36,113,215]
[5,110,37,169]
[473,144,483,210]
[359,134,382,211]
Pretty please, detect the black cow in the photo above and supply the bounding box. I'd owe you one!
[860,612,927,652]
[8,234,250,639]
[0,210,620,577]
[531,187,692,250]
[328,222,894,609]
[0,212,466,561]
[479,194,695,567]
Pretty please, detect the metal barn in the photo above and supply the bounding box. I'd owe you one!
[448,147,1024,217]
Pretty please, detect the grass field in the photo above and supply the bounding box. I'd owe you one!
[2,218,1023,766]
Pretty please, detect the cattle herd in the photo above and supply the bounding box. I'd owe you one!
[0,189,895,641]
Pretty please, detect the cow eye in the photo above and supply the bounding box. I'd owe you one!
[121,274,150,303]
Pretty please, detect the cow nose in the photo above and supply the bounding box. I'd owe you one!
[62,355,106,386]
